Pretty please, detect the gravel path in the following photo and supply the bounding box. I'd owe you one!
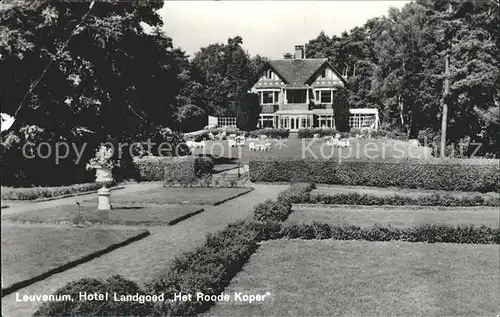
[1,183,287,316]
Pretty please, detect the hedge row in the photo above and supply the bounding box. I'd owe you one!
[297,128,408,140]
[249,128,289,139]
[249,158,500,192]
[252,183,315,222]
[1,183,104,200]
[134,156,213,182]
[307,192,500,207]
[260,222,500,244]
[298,128,339,138]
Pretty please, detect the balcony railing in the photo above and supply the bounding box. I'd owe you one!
[261,104,279,113]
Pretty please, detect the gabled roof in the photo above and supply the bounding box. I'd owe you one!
[249,58,347,88]
[268,59,328,86]
[242,57,347,93]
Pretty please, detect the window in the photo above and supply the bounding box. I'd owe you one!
[321,69,326,78]
[274,91,279,103]
[265,70,273,79]
[287,90,307,104]
[262,91,274,104]
[320,90,332,103]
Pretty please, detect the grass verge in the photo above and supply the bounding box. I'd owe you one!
[1,226,149,296]
[84,187,253,206]
[2,204,204,226]
[288,205,500,228]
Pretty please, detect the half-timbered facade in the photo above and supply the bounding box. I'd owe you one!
[248,45,347,131]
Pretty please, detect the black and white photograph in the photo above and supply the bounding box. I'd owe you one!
[1,0,499,316]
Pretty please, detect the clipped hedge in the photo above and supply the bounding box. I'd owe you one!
[134,156,177,181]
[134,156,213,182]
[276,183,315,206]
[253,199,291,222]
[1,183,103,200]
[249,128,289,139]
[34,275,157,316]
[275,223,500,244]
[145,222,260,316]
[249,158,500,193]
[298,128,338,138]
[308,192,500,207]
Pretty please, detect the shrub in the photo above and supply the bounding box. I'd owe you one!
[135,156,184,182]
[162,156,214,185]
[308,192,500,207]
[298,128,338,138]
[249,158,500,192]
[34,275,156,316]
[253,199,291,222]
[277,183,315,205]
[195,156,215,177]
[134,156,214,182]
[1,183,104,200]
[249,128,289,139]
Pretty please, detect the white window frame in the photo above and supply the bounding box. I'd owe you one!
[313,88,333,104]
[258,89,281,105]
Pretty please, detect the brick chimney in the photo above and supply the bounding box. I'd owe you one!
[294,45,304,59]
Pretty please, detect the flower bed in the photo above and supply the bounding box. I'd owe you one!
[249,158,500,193]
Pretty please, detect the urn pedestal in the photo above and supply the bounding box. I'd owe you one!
[95,167,113,210]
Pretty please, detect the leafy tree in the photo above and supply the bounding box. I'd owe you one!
[333,90,350,132]
[0,1,186,141]
[235,93,261,131]
[189,36,255,117]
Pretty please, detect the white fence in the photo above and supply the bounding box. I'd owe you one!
[208,116,237,128]
[348,108,380,130]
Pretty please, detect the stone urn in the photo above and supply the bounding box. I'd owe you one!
[94,166,114,210]
[95,166,114,184]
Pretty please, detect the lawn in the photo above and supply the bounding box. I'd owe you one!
[1,225,149,295]
[2,204,204,226]
[287,205,500,228]
[208,239,500,317]
[312,185,500,199]
[193,138,430,164]
[84,187,253,205]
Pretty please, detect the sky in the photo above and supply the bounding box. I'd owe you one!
[158,1,412,59]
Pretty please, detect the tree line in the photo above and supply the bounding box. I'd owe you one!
[1,0,498,157]
[306,0,498,155]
